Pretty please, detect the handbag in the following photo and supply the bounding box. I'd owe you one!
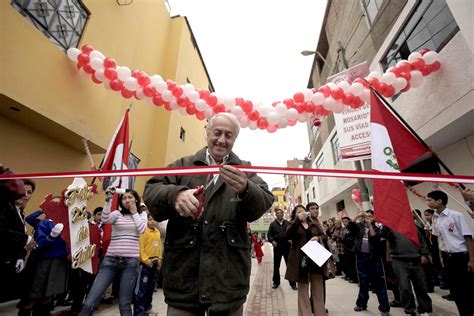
[300,253,320,274]
[322,257,336,279]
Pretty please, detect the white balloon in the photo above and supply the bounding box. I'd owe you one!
[303,89,313,101]
[278,117,288,128]
[323,97,336,110]
[311,92,325,105]
[103,80,112,90]
[169,100,179,110]
[267,110,280,125]
[66,47,81,62]
[204,108,213,119]
[145,97,154,107]
[187,91,200,103]
[95,69,106,81]
[117,66,131,81]
[89,50,105,60]
[286,108,298,121]
[183,83,195,93]
[239,116,249,128]
[333,102,345,113]
[326,82,337,90]
[422,51,439,65]
[258,105,272,117]
[349,82,364,96]
[381,72,396,85]
[223,97,235,110]
[154,80,168,93]
[124,77,139,91]
[275,103,287,115]
[135,88,145,100]
[337,81,351,92]
[408,52,422,62]
[393,77,407,90]
[150,75,163,85]
[231,106,244,118]
[195,99,207,111]
[360,89,370,103]
[248,120,258,130]
[90,57,104,71]
[368,71,382,80]
[297,113,308,123]
[162,90,173,102]
[410,70,423,82]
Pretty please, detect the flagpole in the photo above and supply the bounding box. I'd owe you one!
[368,85,466,190]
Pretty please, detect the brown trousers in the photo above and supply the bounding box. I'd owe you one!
[297,274,326,316]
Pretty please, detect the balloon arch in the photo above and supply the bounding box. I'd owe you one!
[67,45,441,133]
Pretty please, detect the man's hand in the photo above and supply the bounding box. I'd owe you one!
[15,259,24,273]
[421,255,429,265]
[50,223,64,238]
[272,241,277,247]
[25,238,37,251]
[175,189,200,217]
[468,259,474,273]
[219,165,248,194]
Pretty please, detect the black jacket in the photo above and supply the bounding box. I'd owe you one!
[347,221,384,256]
[267,219,289,248]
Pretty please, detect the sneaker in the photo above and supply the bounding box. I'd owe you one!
[354,306,367,312]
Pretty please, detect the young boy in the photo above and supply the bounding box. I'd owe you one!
[134,212,162,316]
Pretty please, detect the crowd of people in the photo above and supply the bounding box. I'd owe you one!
[1,112,473,316]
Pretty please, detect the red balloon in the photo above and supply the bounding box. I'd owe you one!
[83,64,94,74]
[398,61,412,73]
[77,53,90,64]
[420,65,432,76]
[81,44,94,54]
[166,80,177,90]
[304,102,315,113]
[177,96,190,107]
[248,110,260,121]
[214,104,225,113]
[103,58,117,69]
[399,72,411,82]
[342,92,354,105]
[91,74,102,84]
[199,89,210,100]
[351,97,364,108]
[320,86,331,98]
[143,84,157,97]
[207,95,218,106]
[186,104,197,115]
[389,67,401,77]
[382,85,395,98]
[331,87,344,100]
[172,86,183,98]
[354,77,369,88]
[164,102,172,111]
[419,48,430,56]
[378,82,388,95]
[367,77,379,88]
[400,82,411,93]
[76,62,84,70]
[235,97,244,106]
[267,125,278,133]
[104,68,118,80]
[293,92,304,103]
[137,75,151,87]
[411,58,425,70]
[152,95,164,106]
[196,111,205,120]
[131,70,141,78]
[283,98,295,108]
[430,61,441,72]
[242,100,253,113]
[110,79,123,91]
[257,117,268,129]
[295,104,304,114]
[312,118,321,127]
[287,120,297,126]
[133,90,142,100]
[121,88,134,99]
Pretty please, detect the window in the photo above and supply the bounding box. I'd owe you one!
[315,155,324,182]
[336,200,346,212]
[381,0,459,70]
[362,0,383,25]
[179,127,186,142]
[12,0,90,52]
[331,134,341,163]
[312,187,316,199]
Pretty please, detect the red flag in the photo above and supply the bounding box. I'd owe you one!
[101,110,130,253]
[370,90,428,246]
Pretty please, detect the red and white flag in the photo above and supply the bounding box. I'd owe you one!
[370,90,428,246]
[101,110,130,252]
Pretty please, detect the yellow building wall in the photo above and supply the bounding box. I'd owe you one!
[0,0,208,212]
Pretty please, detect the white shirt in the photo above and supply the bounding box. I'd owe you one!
[206,150,229,184]
[432,207,472,253]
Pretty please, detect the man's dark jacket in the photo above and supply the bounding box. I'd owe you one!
[267,219,290,249]
[144,147,274,312]
[347,221,384,256]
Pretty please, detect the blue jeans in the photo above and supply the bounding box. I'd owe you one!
[355,253,390,312]
[134,263,157,316]
[80,256,139,316]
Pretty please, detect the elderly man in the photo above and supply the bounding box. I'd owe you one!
[144,112,274,316]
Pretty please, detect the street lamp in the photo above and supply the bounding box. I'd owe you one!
[300,50,327,65]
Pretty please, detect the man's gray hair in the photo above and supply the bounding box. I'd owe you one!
[206,113,240,137]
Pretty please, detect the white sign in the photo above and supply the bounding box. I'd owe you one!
[65,178,95,273]
[301,240,332,267]
[328,62,371,161]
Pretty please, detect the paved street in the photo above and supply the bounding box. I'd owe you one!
[0,243,458,315]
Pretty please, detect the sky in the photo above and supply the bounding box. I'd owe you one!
[169,0,328,189]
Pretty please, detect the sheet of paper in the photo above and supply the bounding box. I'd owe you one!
[301,240,332,267]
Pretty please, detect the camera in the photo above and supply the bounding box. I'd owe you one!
[305,211,311,217]
[108,187,126,195]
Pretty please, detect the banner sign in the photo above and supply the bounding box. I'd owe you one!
[328,62,371,161]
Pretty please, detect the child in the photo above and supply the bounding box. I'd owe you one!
[254,237,264,264]
[134,212,162,316]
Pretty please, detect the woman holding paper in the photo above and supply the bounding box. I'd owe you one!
[285,204,327,316]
